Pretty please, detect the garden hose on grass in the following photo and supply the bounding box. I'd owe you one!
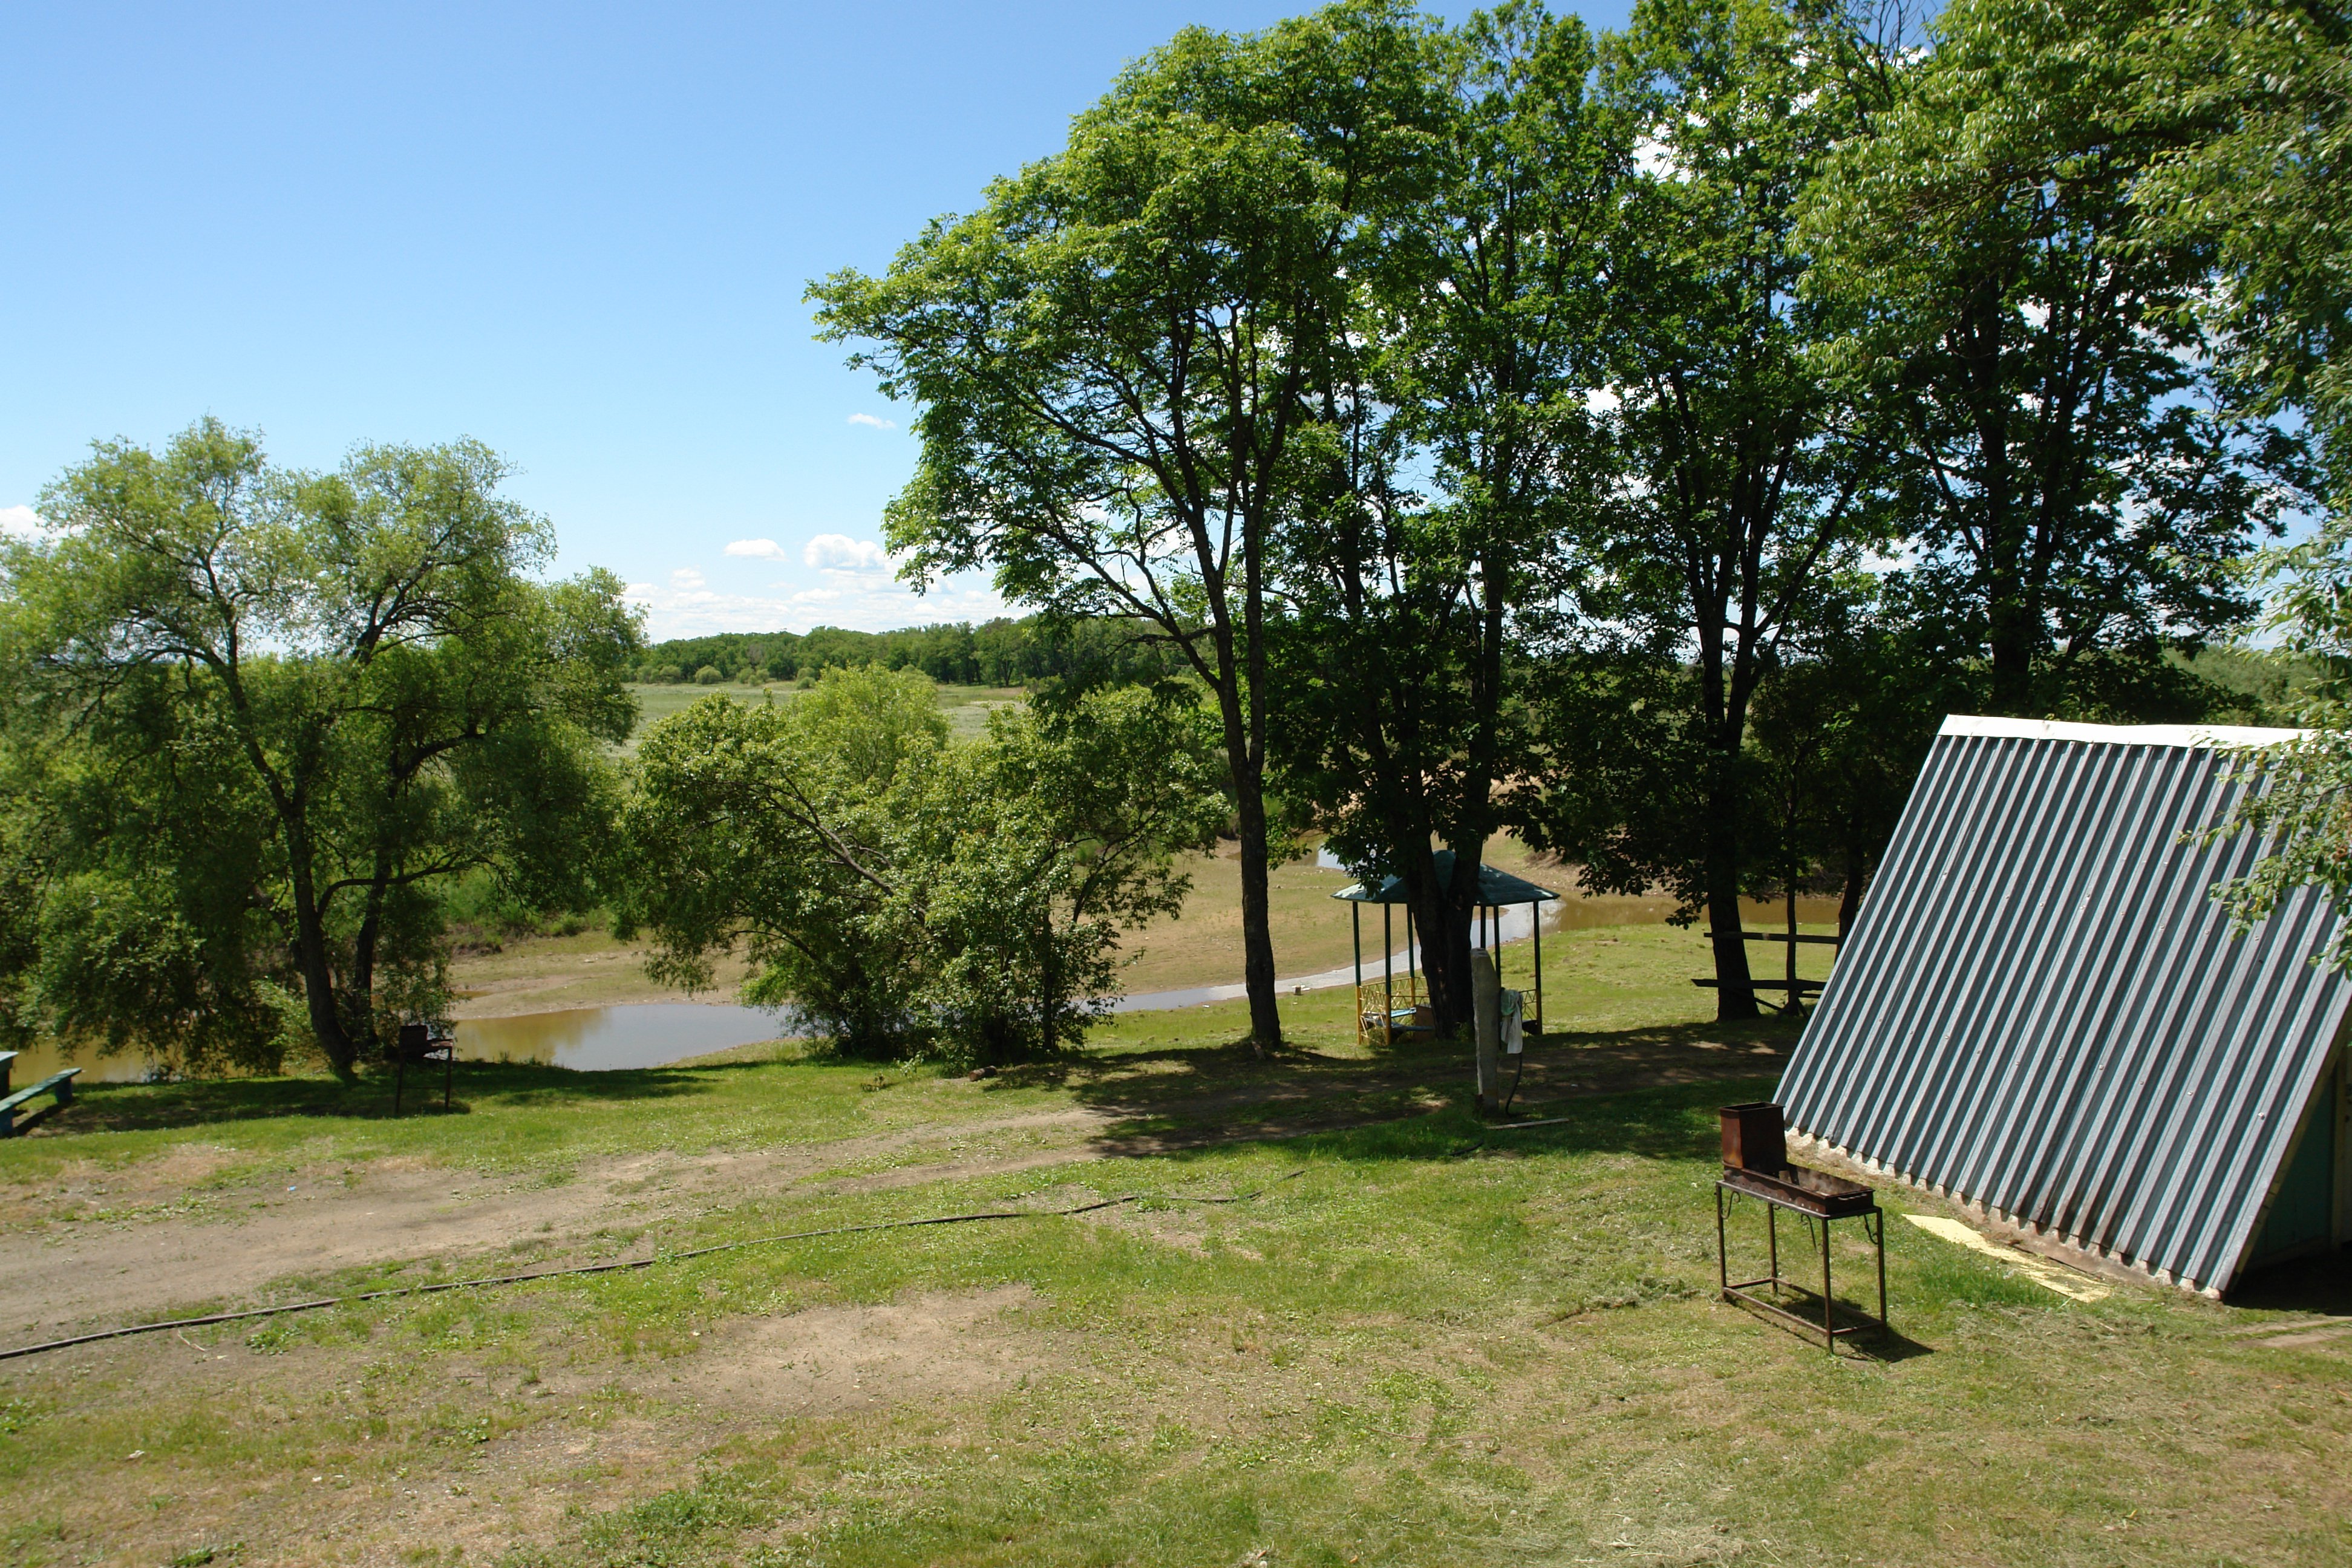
[0,1169,1307,1364]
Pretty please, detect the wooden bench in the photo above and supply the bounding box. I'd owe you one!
[0,1052,81,1137]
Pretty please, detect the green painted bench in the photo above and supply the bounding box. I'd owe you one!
[0,1051,79,1137]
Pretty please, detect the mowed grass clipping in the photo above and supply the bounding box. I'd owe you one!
[1,930,2348,1568]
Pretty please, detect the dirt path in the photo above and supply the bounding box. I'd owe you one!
[0,1109,1111,1339]
[1,1031,1786,1342]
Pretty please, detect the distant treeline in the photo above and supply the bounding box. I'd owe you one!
[632,615,1184,688]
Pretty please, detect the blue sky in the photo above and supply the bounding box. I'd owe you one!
[2,2,1631,640]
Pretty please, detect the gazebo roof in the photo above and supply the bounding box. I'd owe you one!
[1331,850,1560,907]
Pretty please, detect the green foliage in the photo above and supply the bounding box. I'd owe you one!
[629,615,1183,690]
[1272,0,1620,1030]
[1798,0,2310,716]
[1518,0,1898,1015]
[0,418,640,1076]
[2209,514,2352,964]
[618,670,1224,1062]
[809,1,1451,1049]
[2133,1,2352,495]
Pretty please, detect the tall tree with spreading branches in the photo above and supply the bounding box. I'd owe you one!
[0,419,638,1077]
[811,1,1439,1051]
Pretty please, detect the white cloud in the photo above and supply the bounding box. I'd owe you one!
[722,538,789,560]
[846,413,897,430]
[804,534,893,573]
[626,572,1008,641]
[670,566,706,590]
[1,505,44,540]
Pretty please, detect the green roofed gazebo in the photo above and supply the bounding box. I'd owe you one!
[1332,851,1558,1046]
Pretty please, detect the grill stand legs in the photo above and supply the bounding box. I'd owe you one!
[1715,1183,1890,1354]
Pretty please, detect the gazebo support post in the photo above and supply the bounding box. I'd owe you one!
[1533,915,1543,1037]
[1384,904,1394,1044]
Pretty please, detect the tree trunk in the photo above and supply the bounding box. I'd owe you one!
[1965,275,2034,716]
[1037,913,1056,1059]
[1409,845,1483,1034]
[1233,778,1282,1051]
[287,843,359,1080]
[1705,756,1760,1021]
[1837,838,1869,941]
[349,853,391,1055]
[1210,651,1280,1053]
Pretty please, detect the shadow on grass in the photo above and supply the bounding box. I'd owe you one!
[28,1059,720,1136]
[988,1016,1803,1160]
[2227,1247,2352,1318]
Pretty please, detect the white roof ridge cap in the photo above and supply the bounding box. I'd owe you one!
[1938,714,2307,747]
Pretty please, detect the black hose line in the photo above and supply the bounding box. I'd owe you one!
[0,1169,1307,1364]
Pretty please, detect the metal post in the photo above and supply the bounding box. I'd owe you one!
[1406,905,1416,995]
[1353,903,1362,992]
[1786,884,1799,1011]
[1383,903,1394,1044]
[1716,1185,1729,1299]
[1874,1212,1887,1336]
[1533,909,1543,1036]
[1767,1205,1778,1296]
[1822,1214,1835,1351]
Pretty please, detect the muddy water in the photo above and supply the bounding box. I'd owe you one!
[451,1004,795,1070]
[3,1002,797,1087]
[2,1040,153,1086]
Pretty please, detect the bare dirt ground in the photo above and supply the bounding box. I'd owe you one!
[677,1284,1047,1418]
[0,1109,1108,1339]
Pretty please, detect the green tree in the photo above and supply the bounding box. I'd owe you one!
[1798,0,2308,720]
[1525,0,1895,1019]
[619,670,1223,1062]
[1745,613,1967,937]
[2134,1,2351,493]
[0,419,639,1077]
[810,1,1438,1051]
[2207,515,2352,966]
[619,667,949,1053]
[942,688,1226,1059]
[1273,0,1619,1031]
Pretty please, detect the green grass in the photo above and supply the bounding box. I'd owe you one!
[2,932,2346,1567]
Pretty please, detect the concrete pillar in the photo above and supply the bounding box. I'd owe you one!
[1472,948,1500,1115]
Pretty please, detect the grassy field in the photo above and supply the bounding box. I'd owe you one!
[622,684,1025,750]
[2,927,2346,1567]
[1111,832,1838,996]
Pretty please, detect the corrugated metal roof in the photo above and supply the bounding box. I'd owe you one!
[1778,715,2349,1295]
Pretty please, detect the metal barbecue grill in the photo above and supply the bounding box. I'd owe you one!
[1714,1102,1888,1352]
